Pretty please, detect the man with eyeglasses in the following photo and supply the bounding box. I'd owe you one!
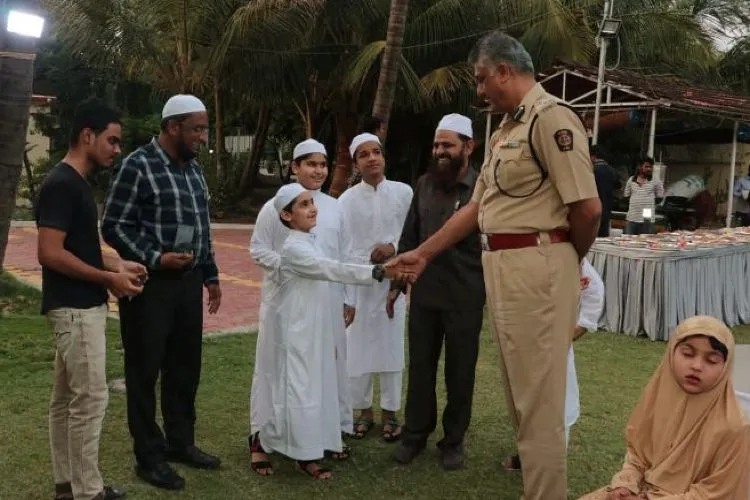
[102,94,222,491]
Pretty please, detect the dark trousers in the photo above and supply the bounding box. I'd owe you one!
[402,303,483,449]
[118,269,204,467]
[597,210,611,237]
[625,221,655,235]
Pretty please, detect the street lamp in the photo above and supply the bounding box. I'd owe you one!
[591,0,621,146]
[7,10,45,38]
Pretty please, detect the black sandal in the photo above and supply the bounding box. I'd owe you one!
[352,417,375,439]
[324,444,351,461]
[382,413,402,442]
[248,433,274,476]
[502,453,521,471]
[296,460,332,480]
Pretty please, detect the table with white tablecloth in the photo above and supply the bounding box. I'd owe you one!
[587,241,750,341]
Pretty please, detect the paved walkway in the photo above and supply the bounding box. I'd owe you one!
[4,225,262,334]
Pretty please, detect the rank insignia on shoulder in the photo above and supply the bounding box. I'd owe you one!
[554,129,574,152]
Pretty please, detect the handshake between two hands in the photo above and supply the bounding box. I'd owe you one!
[382,250,427,285]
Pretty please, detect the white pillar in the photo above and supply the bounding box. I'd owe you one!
[647,108,657,157]
[484,110,492,161]
[592,0,611,146]
[726,121,740,228]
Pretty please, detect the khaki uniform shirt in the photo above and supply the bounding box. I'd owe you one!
[472,83,599,233]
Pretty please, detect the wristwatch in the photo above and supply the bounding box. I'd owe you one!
[372,264,386,282]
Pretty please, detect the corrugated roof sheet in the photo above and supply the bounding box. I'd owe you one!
[546,59,750,122]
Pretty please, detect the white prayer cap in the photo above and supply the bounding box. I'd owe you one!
[273,183,307,214]
[349,133,381,158]
[436,113,473,138]
[293,138,327,160]
[162,94,207,120]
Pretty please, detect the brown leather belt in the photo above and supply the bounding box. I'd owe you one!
[480,230,569,251]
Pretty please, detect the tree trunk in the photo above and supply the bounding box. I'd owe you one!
[328,112,357,198]
[23,147,37,209]
[238,105,272,195]
[371,0,410,143]
[213,84,225,184]
[0,51,35,271]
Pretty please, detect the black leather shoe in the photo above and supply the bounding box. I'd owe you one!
[440,445,465,470]
[393,442,425,464]
[92,485,127,500]
[135,462,185,490]
[165,445,221,470]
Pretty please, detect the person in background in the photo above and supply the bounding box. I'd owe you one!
[623,157,664,235]
[733,164,750,226]
[578,316,750,500]
[102,94,222,491]
[590,145,621,237]
[338,133,413,442]
[391,113,485,470]
[36,98,143,500]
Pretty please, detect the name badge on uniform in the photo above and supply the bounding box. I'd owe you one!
[498,140,521,149]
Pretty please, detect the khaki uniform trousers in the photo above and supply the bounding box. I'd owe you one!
[482,236,579,500]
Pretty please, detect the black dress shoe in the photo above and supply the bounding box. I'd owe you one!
[165,445,221,470]
[393,442,425,464]
[440,445,465,470]
[135,462,185,490]
[92,485,127,500]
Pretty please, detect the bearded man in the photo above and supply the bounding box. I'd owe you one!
[102,94,222,491]
[390,114,486,470]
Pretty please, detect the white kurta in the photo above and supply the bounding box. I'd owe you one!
[259,230,376,460]
[338,179,413,376]
[249,190,353,434]
[565,258,604,437]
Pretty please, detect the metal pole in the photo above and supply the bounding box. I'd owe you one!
[726,121,740,228]
[484,110,492,161]
[592,0,611,146]
[647,108,657,157]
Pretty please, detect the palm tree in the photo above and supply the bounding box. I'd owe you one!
[371,0,410,142]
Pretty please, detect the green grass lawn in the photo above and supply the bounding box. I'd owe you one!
[2,271,749,499]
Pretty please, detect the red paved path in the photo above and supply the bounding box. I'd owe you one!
[4,226,262,333]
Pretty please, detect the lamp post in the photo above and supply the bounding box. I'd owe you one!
[0,3,44,270]
[591,1,621,146]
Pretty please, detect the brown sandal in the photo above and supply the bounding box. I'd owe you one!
[382,413,402,442]
[324,444,351,461]
[248,433,273,476]
[297,460,332,480]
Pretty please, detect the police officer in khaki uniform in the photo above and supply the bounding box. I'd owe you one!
[387,32,601,500]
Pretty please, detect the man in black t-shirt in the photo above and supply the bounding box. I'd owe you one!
[36,98,144,500]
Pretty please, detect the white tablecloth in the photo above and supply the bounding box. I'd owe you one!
[588,242,750,341]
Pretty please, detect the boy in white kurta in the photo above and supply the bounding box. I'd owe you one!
[503,257,604,471]
[338,133,413,441]
[256,183,402,480]
[248,140,354,475]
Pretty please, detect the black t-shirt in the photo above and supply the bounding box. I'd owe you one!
[35,163,108,314]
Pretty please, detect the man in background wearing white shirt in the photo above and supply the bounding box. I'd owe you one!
[338,133,413,442]
[623,157,664,235]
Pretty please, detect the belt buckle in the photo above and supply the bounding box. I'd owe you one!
[480,234,490,251]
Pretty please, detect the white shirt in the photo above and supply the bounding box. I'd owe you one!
[624,177,664,223]
[338,179,413,375]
